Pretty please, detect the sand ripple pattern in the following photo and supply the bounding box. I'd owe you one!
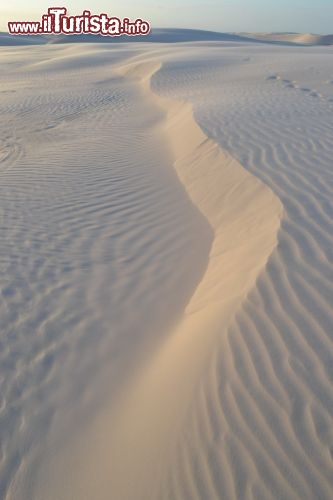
[0,47,211,499]
[152,45,333,499]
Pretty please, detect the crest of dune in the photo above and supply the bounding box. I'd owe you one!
[25,57,282,500]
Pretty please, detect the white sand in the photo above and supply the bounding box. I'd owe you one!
[1,37,333,500]
[240,32,333,45]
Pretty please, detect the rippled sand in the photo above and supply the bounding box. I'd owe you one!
[1,39,333,500]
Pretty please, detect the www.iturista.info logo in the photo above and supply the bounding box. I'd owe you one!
[8,7,151,36]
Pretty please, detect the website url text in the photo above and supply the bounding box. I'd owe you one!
[8,8,151,36]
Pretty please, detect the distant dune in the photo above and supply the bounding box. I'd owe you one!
[0,33,46,45]
[46,29,260,44]
[0,28,332,46]
[240,32,333,45]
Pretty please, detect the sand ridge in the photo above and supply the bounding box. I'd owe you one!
[22,56,282,500]
[1,40,333,500]
[151,43,333,499]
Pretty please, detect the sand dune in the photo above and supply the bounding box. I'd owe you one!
[0,44,212,499]
[22,58,281,500]
[240,32,333,45]
[151,43,333,499]
[47,29,262,45]
[1,38,333,500]
[1,29,255,46]
[0,33,46,45]
[1,28,332,46]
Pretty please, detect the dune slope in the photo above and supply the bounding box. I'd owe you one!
[18,55,282,500]
[151,42,333,500]
[1,41,333,500]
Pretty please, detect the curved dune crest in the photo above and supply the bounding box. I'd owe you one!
[26,59,282,500]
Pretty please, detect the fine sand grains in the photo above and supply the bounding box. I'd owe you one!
[19,55,281,500]
[1,41,332,500]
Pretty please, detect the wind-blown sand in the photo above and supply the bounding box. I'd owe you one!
[240,32,333,45]
[1,37,333,500]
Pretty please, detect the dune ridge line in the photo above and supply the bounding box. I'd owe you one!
[107,61,284,498]
[28,58,284,500]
